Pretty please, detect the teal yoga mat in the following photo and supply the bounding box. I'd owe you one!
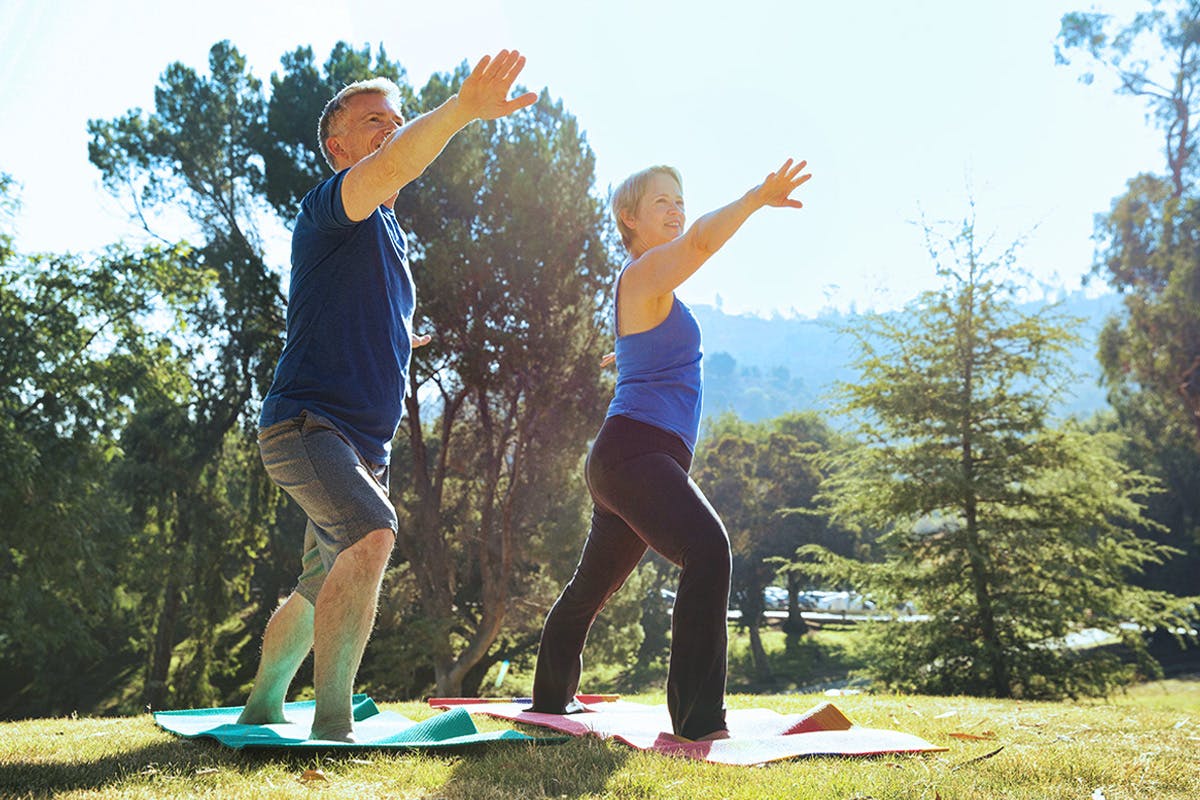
[155,694,563,750]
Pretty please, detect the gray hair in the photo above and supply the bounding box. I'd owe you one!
[317,77,404,169]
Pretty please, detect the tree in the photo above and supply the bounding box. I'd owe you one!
[691,412,838,685]
[0,174,211,715]
[1057,2,1200,444]
[87,41,285,709]
[795,216,1192,699]
[1057,1,1200,620]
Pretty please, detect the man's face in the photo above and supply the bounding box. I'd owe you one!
[328,92,405,169]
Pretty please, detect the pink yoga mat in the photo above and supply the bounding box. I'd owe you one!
[430,698,946,766]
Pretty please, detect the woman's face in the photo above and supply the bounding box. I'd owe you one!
[624,172,685,254]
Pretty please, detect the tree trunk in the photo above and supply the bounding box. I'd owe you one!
[747,616,772,684]
[963,517,1009,698]
[145,575,181,709]
[1181,356,1200,443]
[782,572,810,637]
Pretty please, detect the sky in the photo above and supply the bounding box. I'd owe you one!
[0,0,1168,318]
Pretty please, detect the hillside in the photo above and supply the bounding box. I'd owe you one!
[695,290,1124,426]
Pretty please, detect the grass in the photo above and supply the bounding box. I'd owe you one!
[1,679,1196,799]
[726,624,867,692]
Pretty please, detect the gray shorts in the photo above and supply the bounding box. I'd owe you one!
[257,410,397,605]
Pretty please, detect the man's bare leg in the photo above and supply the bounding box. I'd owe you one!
[237,592,315,724]
[309,528,395,741]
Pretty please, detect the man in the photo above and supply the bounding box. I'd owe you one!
[238,50,537,741]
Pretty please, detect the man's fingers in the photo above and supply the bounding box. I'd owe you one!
[486,50,520,83]
[484,49,512,75]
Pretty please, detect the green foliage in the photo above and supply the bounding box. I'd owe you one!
[1088,406,1200,598]
[794,214,1195,700]
[1058,1,1200,608]
[692,412,843,682]
[1058,3,1200,444]
[0,173,213,714]
[1092,176,1200,436]
[86,40,289,711]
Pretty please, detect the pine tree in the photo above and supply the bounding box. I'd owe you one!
[794,215,1194,699]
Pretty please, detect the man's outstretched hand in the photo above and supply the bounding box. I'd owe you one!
[458,50,538,121]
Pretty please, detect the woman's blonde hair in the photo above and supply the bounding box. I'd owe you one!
[611,165,682,250]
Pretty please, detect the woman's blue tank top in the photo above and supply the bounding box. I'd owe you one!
[606,267,704,452]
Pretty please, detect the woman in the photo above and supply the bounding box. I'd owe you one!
[531,159,812,741]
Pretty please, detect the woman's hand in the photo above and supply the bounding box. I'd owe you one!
[753,158,812,209]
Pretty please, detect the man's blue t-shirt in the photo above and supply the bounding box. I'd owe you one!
[259,170,415,465]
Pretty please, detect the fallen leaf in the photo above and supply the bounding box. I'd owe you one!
[348,758,372,765]
[948,731,996,741]
[301,769,329,783]
[194,768,218,776]
[950,745,1005,771]
[933,710,957,719]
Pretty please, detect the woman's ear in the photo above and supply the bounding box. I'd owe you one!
[618,207,637,232]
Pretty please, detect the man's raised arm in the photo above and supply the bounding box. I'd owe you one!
[341,50,537,221]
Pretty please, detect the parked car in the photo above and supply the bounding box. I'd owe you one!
[763,586,789,610]
[814,591,875,612]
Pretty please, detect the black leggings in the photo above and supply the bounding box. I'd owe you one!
[532,414,731,739]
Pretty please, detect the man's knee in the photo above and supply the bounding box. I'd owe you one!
[345,528,395,569]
